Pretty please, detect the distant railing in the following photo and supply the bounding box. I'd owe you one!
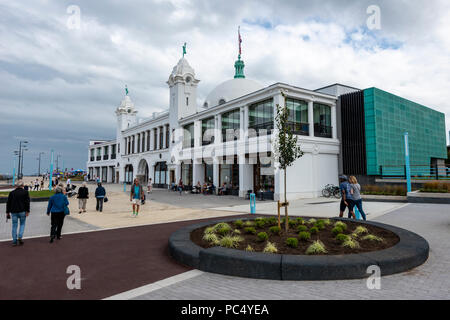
[380,164,450,180]
[287,121,309,136]
[314,124,332,138]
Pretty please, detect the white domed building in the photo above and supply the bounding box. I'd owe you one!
[87,43,344,201]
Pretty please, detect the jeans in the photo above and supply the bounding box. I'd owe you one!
[353,199,367,221]
[11,212,27,243]
[96,197,104,211]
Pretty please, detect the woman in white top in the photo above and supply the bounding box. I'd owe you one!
[349,176,367,221]
[147,178,152,193]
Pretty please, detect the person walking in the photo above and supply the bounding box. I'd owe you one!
[34,179,39,191]
[338,175,356,219]
[6,180,30,246]
[178,179,184,195]
[348,176,367,220]
[130,178,144,217]
[95,183,106,212]
[77,182,89,214]
[40,178,44,191]
[46,186,69,243]
[147,178,153,193]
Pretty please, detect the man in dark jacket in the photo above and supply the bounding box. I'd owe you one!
[77,182,89,214]
[6,180,30,246]
[95,183,106,212]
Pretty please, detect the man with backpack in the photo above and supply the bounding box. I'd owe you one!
[130,178,144,217]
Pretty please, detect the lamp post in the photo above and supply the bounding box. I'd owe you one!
[404,132,412,193]
[49,149,54,191]
[13,151,19,186]
[17,140,28,179]
[37,152,45,177]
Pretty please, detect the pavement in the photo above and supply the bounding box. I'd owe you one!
[127,203,450,300]
[0,183,448,300]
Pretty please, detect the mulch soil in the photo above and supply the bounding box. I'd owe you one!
[191,216,400,255]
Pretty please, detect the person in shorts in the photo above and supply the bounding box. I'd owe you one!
[130,178,144,217]
[338,175,355,219]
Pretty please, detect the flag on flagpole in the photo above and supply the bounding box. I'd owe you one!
[238,26,242,56]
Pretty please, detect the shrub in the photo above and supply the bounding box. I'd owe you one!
[202,233,219,244]
[296,217,305,225]
[350,233,359,239]
[297,225,308,233]
[257,232,269,242]
[255,220,266,228]
[323,219,332,226]
[285,238,298,248]
[362,234,384,242]
[245,245,255,252]
[306,218,317,225]
[204,227,215,235]
[354,226,368,235]
[314,221,325,230]
[298,231,311,241]
[214,222,231,231]
[234,220,244,228]
[216,225,232,236]
[263,241,278,254]
[266,217,278,226]
[334,221,347,231]
[306,240,327,255]
[309,226,319,234]
[335,233,350,243]
[269,226,281,235]
[332,226,344,235]
[288,219,297,227]
[243,220,254,227]
[342,239,360,249]
[219,235,243,248]
[233,229,241,234]
[244,227,257,235]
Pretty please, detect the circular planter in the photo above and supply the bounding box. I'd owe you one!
[168,217,429,280]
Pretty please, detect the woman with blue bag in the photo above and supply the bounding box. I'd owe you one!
[46,186,70,243]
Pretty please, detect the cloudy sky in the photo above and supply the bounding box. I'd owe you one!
[1,0,449,175]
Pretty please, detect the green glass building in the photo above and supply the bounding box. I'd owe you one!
[339,87,447,177]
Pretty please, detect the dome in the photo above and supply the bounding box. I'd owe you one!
[204,78,264,108]
[170,57,195,78]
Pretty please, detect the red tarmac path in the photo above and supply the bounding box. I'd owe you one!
[0,214,252,300]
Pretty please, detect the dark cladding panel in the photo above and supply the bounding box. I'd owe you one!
[340,91,366,175]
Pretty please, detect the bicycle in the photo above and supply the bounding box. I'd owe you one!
[322,184,341,198]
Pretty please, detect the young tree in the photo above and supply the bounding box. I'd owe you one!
[273,92,304,231]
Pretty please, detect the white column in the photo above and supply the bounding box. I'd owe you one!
[308,100,314,137]
[150,129,155,151]
[194,120,201,148]
[216,114,222,144]
[213,157,220,188]
[239,154,253,197]
[162,126,166,150]
[331,105,337,139]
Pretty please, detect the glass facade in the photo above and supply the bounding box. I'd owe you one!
[183,123,195,148]
[313,103,332,138]
[181,162,192,186]
[286,98,309,135]
[364,87,447,175]
[249,99,274,137]
[201,117,215,146]
[222,109,240,142]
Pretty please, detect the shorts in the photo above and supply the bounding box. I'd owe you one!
[132,198,141,205]
[340,199,347,211]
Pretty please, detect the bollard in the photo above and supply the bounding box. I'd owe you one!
[354,206,361,220]
[250,193,256,214]
[123,182,126,192]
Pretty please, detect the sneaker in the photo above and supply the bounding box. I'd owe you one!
[18,238,24,245]
[12,241,17,247]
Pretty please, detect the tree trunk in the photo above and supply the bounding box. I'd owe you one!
[284,168,288,232]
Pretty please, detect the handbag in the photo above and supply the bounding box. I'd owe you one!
[104,197,108,203]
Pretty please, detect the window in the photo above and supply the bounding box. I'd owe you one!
[313,103,332,138]
[222,109,240,142]
[219,98,226,105]
[286,98,309,136]
[183,123,195,148]
[186,97,189,106]
[181,162,192,186]
[201,117,215,146]
[166,126,170,148]
[154,128,158,150]
[159,127,164,149]
[249,99,274,137]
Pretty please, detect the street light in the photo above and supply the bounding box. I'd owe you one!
[37,152,45,176]
[56,154,61,173]
[13,151,19,186]
[17,140,28,179]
